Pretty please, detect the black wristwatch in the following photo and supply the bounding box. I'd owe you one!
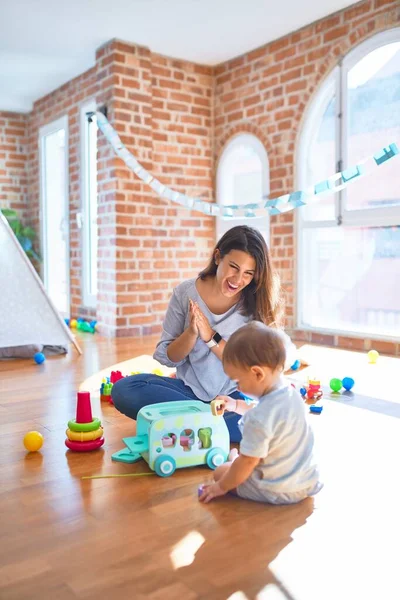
[205,331,222,348]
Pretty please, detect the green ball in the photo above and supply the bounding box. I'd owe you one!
[330,378,342,392]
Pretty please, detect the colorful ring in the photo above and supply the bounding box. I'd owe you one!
[68,418,101,433]
[65,438,104,452]
[66,427,103,442]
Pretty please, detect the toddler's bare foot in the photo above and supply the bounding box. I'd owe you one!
[229,448,239,461]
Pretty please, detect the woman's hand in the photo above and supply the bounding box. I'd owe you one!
[192,302,214,342]
[187,300,199,337]
[199,481,227,503]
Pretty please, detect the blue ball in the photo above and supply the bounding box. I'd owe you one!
[34,352,45,365]
[342,377,355,391]
[300,387,307,396]
[89,320,97,328]
[291,359,301,370]
[64,318,70,326]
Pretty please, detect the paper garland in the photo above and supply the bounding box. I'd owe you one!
[95,110,399,218]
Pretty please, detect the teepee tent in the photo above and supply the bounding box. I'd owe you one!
[0,211,81,355]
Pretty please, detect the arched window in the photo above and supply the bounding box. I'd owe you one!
[297,29,400,339]
[216,133,269,243]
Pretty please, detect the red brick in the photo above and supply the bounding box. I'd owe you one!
[310,332,335,346]
[323,25,349,43]
[337,336,366,351]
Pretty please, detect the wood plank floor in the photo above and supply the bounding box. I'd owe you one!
[1,334,399,600]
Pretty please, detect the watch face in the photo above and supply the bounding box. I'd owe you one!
[213,332,222,344]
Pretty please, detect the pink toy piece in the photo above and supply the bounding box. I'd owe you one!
[162,434,176,447]
[180,436,194,447]
[65,437,104,452]
[198,484,204,498]
[76,391,93,424]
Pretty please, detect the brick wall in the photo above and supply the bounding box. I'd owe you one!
[214,0,399,355]
[0,112,28,220]
[95,40,214,336]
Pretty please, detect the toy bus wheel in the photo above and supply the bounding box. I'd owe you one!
[154,455,176,477]
[206,447,226,470]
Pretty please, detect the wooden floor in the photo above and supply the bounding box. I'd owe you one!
[1,334,400,600]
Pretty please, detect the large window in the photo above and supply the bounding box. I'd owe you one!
[298,30,400,339]
[216,133,269,243]
[80,101,98,308]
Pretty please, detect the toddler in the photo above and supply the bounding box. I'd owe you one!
[200,322,322,504]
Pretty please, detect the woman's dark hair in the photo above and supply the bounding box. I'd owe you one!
[198,225,283,327]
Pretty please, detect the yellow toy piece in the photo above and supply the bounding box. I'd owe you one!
[70,319,78,328]
[152,369,164,376]
[130,371,142,375]
[23,431,44,452]
[367,350,379,364]
[210,399,224,417]
[66,427,104,442]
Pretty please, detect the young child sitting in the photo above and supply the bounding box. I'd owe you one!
[200,322,322,504]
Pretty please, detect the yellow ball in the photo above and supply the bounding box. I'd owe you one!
[367,350,379,364]
[23,431,44,452]
[70,319,78,328]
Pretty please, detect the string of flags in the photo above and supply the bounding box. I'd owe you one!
[95,110,399,218]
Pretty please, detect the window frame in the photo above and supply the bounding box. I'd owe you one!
[216,133,270,243]
[80,100,98,309]
[296,28,400,341]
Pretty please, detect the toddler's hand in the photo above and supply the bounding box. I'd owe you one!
[199,481,226,503]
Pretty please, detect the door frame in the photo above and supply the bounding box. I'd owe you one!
[38,115,70,316]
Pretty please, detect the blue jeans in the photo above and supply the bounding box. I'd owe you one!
[111,373,243,443]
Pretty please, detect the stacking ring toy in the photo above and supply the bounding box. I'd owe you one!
[68,418,101,433]
[66,427,103,442]
[65,438,104,452]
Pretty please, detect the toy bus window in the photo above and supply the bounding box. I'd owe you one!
[159,406,201,416]
[180,429,195,451]
[161,433,177,448]
[198,427,212,449]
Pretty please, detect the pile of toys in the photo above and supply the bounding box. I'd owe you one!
[100,368,170,404]
[65,318,97,334]
[297,373,357,415]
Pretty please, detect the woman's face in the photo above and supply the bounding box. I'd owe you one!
[215,249,256,298]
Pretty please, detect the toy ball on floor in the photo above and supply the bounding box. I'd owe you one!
[367,350,379,364]
[23,431,44,452]
[290,359,301,371]
[33,352,45,365]
[342,377,355,391]
[70,319,78,328]
[330,378,342,393]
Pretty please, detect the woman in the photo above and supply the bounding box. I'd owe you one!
[111,225,296,442]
